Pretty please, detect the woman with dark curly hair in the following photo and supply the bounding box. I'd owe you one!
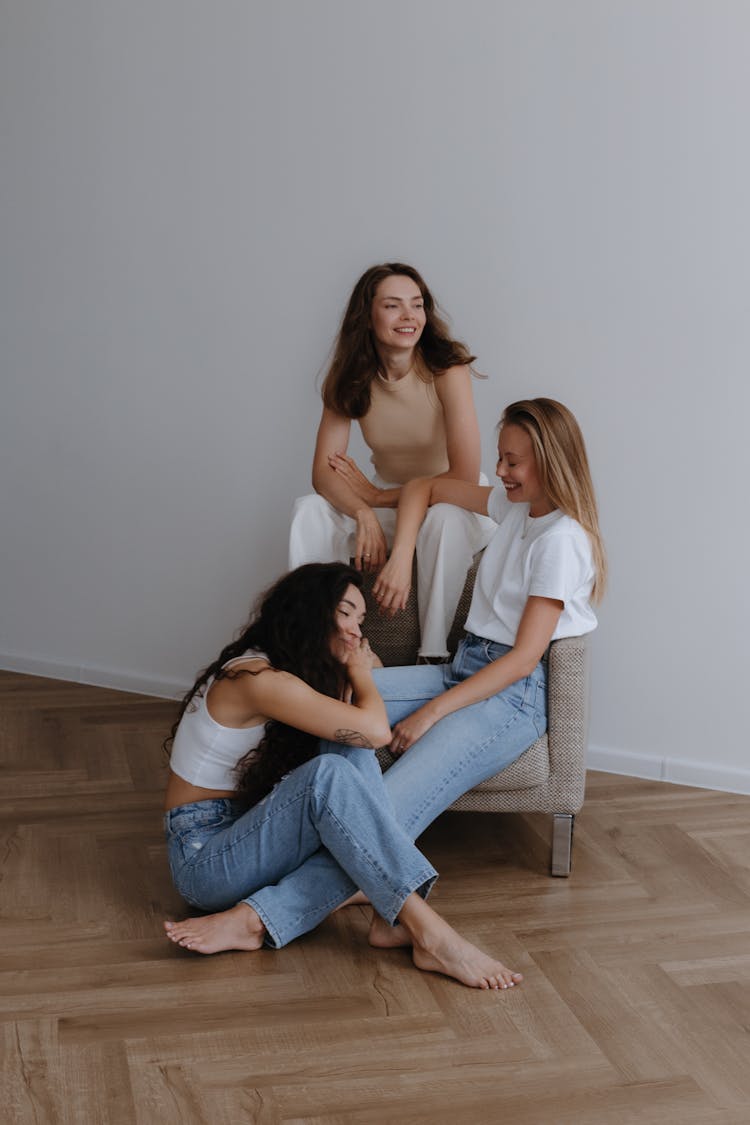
[288,263,494,660]
[162,562,522,990]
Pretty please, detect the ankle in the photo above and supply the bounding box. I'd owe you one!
[235,902,265,936]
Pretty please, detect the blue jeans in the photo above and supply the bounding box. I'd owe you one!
[165,636,546,949]
[373,634,547,838]
[275,635,545,941]
[164,748,437,949]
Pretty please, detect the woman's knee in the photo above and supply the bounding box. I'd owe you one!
[305,752,354,787]
[291,493,335,522]
[302,753,372,819]
[420,502,470,534]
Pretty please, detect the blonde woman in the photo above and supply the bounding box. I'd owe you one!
[368,396,606,838]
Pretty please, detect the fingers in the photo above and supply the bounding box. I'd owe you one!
[372,575,409,615]
[329,451,356,473]
[346,637,376,671]
[355,546,386,574]
[374,594,404,617]
[366,544,387,573]
[353,531,369,573]
[389,723,413,756]
[329,452,367,492]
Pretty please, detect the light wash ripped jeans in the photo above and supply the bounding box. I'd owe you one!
[164,747,436,949]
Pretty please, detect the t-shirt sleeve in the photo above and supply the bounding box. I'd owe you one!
[487,485,512,525]
[527,530,593,605]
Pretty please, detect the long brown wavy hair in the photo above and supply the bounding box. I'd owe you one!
[164,563,364,807]
[500,398,608,602]
[322,262,477,418]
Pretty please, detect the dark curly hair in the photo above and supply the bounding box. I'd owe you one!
[322,262,477,418]
[165,563,364,808]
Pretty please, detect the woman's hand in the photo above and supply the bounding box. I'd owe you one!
[328,453,381,506]
[344,636,378,674]
[343,637,379,699]
[372,550,412,615]
[353,508,388,573]
[389,703,440,755]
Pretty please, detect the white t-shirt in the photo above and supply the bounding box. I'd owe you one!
[464,487,597,646]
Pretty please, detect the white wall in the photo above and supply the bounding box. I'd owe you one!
[2,2,748,791]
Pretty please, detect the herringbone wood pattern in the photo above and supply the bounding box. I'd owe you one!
[2,670,750,1124]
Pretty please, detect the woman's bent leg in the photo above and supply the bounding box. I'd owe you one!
[241,756,440,949]
[166,754,436,950]
[381,657,547,838]
[288,494,356,568]
[415,503,494,659]
[249,745,397,941]
[166,747,393,949]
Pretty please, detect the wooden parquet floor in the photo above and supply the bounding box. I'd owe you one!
[2,669,750,1124]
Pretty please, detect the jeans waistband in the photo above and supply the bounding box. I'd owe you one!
[462,632,549,665]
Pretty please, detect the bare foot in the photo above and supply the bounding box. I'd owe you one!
[163,902,266,954]
[368,913,412,949]
[412,928,523,990]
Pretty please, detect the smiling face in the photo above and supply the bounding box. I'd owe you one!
[369,275,426,353]
[329,583,366,663]
[496,424,553,517]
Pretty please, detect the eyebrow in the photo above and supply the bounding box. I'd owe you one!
[378,294,423,302]
[339,598,359,609]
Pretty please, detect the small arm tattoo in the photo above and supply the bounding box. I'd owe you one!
[333,729,375,749]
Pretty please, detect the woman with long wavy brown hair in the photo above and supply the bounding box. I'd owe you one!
[288,262,494,660]
[162,562,523,990]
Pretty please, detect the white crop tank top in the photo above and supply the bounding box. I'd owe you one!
[169,650,268,790]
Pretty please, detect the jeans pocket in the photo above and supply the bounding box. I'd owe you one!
[165,801,239,860]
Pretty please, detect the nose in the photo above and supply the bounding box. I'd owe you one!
[347,618,362,638]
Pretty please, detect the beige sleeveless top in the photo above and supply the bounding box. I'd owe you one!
[358,367,449,484]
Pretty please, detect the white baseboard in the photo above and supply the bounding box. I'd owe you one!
[587,743,750,797]
[0,650,188,701]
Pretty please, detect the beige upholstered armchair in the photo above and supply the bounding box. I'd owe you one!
[361,555,590,876]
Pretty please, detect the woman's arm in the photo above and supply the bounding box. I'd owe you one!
[234,643,391,748]
[389,596,563,753]
[433,365,483,483]
[372,476,493,614]
[311,407,388,572]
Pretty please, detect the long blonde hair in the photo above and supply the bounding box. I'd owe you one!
[501,398,607,602]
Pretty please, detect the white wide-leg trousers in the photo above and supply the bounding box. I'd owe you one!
[288,479,494,657]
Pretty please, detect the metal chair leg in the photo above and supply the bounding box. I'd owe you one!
[551,813,575,876]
